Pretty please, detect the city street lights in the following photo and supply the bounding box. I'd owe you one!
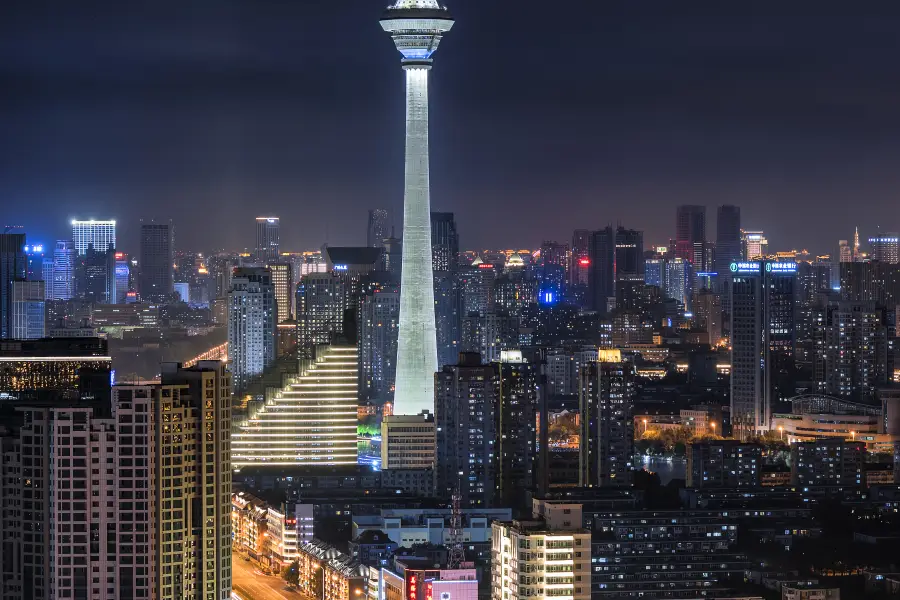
[778,425,783,441]
[709,422,716,437]
[851,431,856,441]
[642,419,648,436]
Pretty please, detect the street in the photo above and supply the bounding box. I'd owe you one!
[232,553,302,600]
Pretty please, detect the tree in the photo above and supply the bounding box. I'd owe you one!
[282,560,299,587]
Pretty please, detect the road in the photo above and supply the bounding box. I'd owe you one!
[232,553,302,600]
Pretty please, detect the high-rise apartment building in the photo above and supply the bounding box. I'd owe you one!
[0,360,232,600]
[267,262,294,322]
[570,229,591,287]
[435,352,537,510]
[545,347,598,396]
[870,233,900,264]
[579,350,634,487]
[694,288,722,346]
[432,212,461,368]
[665,257,692,310]
[460,310,519,364]
[675,205,706,267]
[359,282,400,403]
[227,267,276,391]
[139,220,174,302]
[232,345,359,467]
[0,233,26,339]
[71,219,116,256]
[51,240,76,301]
[255,217,280,262]
[730,260,797,434]
[10,280,45,339]
[297,273,348,350]
[822,302,888,402]
[367,209,389,248]
[491,501,591,600]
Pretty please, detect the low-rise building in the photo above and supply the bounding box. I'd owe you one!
[791,439,864,488]
[687,440,762,488]
[297,539,369,600]
[232,492,269,559]
[782,583,840,600]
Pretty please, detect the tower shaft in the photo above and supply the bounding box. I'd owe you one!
[395,65,438,415]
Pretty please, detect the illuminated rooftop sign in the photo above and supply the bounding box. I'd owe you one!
[766,262,797,273]
[730,262,760,273]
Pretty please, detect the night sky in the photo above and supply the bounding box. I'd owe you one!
[3,0,900,256]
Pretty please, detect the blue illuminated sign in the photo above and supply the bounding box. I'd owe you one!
[696,272,718,277]
[540,291,556,305]
[730,262,760,273]
[333,264,348,271]
[767,262,797,273]
[115,264,130,276]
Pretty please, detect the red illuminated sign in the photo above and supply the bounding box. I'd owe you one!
[478,264,494,269]
[426,582,434,600]
[579,258,590,266]
[407,574,418,600]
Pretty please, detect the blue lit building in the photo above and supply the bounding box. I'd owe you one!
[730,260,797,435]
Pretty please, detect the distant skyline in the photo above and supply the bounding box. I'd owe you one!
[3,1,900,254]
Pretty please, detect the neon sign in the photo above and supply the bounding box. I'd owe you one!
[334,264,348,271]
[767,262,797,273]
[730,262,759,273]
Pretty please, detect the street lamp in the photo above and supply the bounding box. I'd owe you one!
[851,431,856,441]
[642,418,648,435]
[778,425,783,441]
[710,422,716,436]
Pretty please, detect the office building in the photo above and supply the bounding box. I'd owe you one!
[51,240,76,301]
[664,257,691,310]
[791,439,864,487]
[742,230,768,260]
[615,227,644,280]
[74,243,116,303]
[730,261,797,434]
[256,216,281,262]
[297,273,348,349]
[228,267,276,391]
[324,247,382,295]
[139,220,174,302]
[71,219,116,256]
[367,209,389,248]
[431,212,459,272]
[716,205,742,276]
[870,233,899,264]
[686,440,762,488]
[23,243,46,281]
[433,271,461,369]
[0,233,26,339]
[359,282,400,403]
[10,280,45,339]
[644,258,664,289]
[588,226,615,312]
[491,501,591,600]
[675,205,706,267]
[267,262,294,322]
[435,352,537,510]
[381,413,435,470]
[232,345,359,467]
[570,229,591,287]
[579,350,635,487]
[459,262,495,315]
[381,0,454,416]
[114,252,131,303]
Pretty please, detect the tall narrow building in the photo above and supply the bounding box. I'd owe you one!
[139,220,174,302]
[675,205,706,267]
[51,240,76,300]
[255,216,280,262]
[228,267,276,391]
[0,233,26,339]
[71,219,116,256]
[367,209,389,248]
[381,0,454,415]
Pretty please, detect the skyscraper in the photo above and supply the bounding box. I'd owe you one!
[822,302,888,402]
[0,232,26,339]
[367,209,389,248]
[359,282,400,404]
[267,262,293,322]
[71,219,116,256]
[588,226,615,313]
[742,230,768,260]
[570,229,591,286]
[296,272,348,349]
[730,260,797,435]
[139,220,174,302]
[614,227,644,279]
[579,350,635,487]
[51,240,76,300]
[11,280,45,339]
[256,216,280,262]
[74,243,116,303]
[716,205,742,275]
[228,267,276,391]
[431,212,459,272]
[675,205,706,266]
[381,0,454,415]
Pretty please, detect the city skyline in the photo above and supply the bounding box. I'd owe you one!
[4,1,900,252]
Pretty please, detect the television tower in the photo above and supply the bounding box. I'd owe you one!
[381,0,454,414]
